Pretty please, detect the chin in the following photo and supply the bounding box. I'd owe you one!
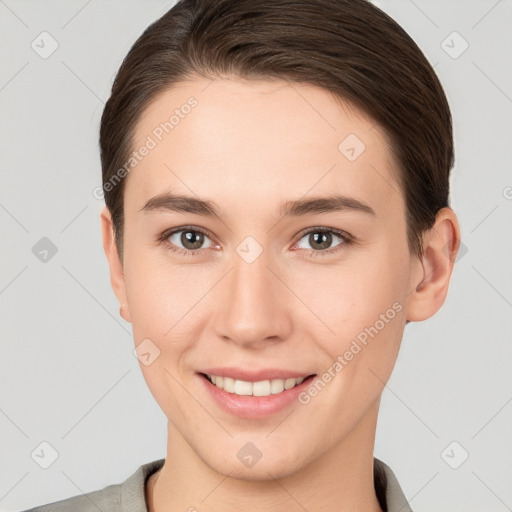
[202,443,307,482]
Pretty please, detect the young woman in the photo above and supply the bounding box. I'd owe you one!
[23,0,460,510]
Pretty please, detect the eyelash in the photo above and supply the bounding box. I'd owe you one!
[158,225,353,258]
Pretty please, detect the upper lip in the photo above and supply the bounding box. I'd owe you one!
[198,367,316,382]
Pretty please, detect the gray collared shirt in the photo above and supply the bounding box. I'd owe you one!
[20,457,413,512]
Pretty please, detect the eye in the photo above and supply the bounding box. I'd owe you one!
[293,227,352,255]
[159,225,353,258]
[160,226,217,256]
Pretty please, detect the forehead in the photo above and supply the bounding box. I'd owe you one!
[126,76,401,215]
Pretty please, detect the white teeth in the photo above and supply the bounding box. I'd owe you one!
[206,374,307,397]
[234,380,253,395]
[252,380,271,396]
[284,378,296,390]
[223,377,235,393]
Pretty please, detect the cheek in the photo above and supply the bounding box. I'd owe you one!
[124,256,201,416]
[123,247,204,338]
[301,252,406,331]
[302,285,406,428]
[296,246,409,382]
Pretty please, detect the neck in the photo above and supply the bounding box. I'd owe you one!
[148,399,383,512]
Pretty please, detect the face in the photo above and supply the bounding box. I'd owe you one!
[104,76,425,480]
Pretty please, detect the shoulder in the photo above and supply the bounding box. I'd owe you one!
[374,456,414,512]
[19,458,165,512]
[19,482,122,512]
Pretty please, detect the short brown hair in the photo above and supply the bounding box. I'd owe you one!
[100,0,453,259]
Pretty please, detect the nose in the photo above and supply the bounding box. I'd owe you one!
[213,247,292,348]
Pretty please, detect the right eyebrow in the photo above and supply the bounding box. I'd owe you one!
[139,192,222,219]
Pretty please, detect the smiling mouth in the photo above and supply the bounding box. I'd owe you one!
[199,372,316,397]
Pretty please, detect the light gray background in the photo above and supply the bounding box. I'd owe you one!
[1,1,511,511]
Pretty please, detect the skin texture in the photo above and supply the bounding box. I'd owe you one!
[101,77,460,512]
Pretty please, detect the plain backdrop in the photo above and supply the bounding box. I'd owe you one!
[1,1,511,511]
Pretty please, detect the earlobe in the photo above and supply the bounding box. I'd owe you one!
[100,206,132,324]
[405,207,461,322]
[119,303,131,323]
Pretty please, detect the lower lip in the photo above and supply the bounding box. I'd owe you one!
[197,373,316,419]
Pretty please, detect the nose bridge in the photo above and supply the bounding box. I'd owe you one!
[214,244,290,345]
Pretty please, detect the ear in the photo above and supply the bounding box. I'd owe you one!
[406,207,461,322]
[100,206,131,323]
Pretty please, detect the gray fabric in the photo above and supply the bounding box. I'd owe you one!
[376,458,413,512]
[20,457,412,511]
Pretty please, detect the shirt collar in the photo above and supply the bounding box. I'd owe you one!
[122,457,412,512]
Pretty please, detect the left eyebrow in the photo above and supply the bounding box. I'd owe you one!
[280,194,376,218]
[139,192,376,219]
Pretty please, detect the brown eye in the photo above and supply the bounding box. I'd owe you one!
[308,231,334,250]
[165,228,215,253]
[179,230,205,250]
[295,228,351,255]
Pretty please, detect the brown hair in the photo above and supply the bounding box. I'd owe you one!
[100,0,453,260]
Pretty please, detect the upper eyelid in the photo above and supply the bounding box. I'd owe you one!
[295,226,351,239]
[164,225,214,239]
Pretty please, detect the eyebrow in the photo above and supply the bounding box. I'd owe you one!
[139,192,376,218]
